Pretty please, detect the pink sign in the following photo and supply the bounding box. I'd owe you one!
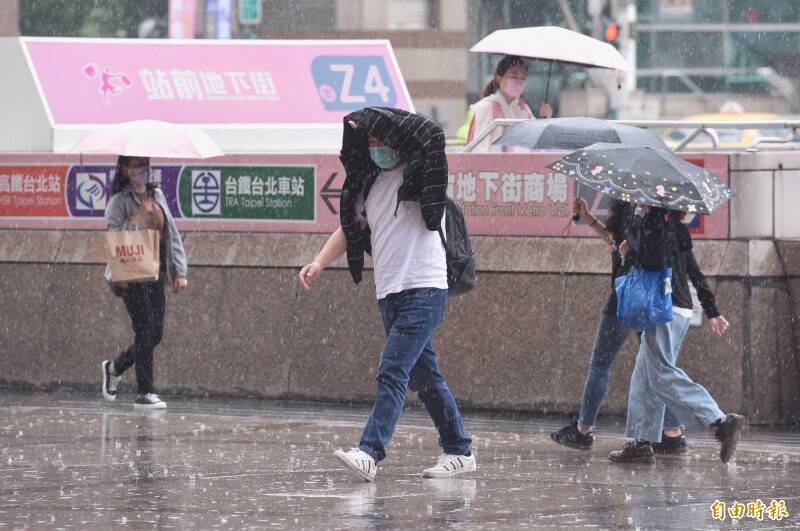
[0,153,729,238]
[446,153,729,239]
[448,153,578,237]
[22,38,412,125]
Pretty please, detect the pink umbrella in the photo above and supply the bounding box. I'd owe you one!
[68,119,223,159]
[470,26,630,102]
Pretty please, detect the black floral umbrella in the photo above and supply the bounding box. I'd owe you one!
[547,143,732,214]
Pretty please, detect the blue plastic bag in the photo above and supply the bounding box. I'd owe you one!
[615,267,674,331]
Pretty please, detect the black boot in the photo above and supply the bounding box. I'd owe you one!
[551,421,594,450]
[715,414,746,463]
[609,442,655,464]
[652,433,688,455]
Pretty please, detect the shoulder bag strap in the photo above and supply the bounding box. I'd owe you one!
[437,226,447,253]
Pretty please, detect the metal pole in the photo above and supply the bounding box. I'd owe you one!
[619,1,637,113]
[231,0,239,38]
[722,0,730,67]
[0,0,20,36]
[556,0,580,32]
[588,0,603,39]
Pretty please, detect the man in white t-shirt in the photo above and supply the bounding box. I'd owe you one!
[299,113,475,482]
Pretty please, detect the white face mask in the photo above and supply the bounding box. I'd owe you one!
[128,167,149,186]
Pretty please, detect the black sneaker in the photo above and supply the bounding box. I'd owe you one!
[551,421,594,450]
[715,413,746,463]
[609,442,655,464]
[101,360,121,402]
[134,393,167,410]
[652,433,688,455]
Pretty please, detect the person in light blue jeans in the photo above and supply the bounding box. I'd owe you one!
[608,207,744,464]
[552,199,686,452]
[580,315,683,431]
[624,315,726,444]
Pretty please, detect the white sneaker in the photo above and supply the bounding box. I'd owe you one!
[422,453,476,478]
[101,361,121,402]
[134,393,167,410]
[334,448,377,482]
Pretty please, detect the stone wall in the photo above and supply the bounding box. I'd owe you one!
[0,230,798,426]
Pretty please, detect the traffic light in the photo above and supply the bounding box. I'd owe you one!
[604,20,619,44]
[603,21,620,47]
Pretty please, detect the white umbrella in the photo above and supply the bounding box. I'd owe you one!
[69,119,224,159]
[470,26,630,102]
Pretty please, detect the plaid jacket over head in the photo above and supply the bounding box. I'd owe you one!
[339,107,448,284]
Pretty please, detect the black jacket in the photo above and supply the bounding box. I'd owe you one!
[667,221,721,318]
[339,107,447,284]
[604,206,635,316]
[633,209,720,318]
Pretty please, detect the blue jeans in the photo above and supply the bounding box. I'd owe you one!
[625,314,726,443]
[578,312,682,430]
[359,288,472,462]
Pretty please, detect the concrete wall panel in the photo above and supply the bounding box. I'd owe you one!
[0,231,797,425]
[677,280,745,416]
[289,269,385,401]
[775,170,800,240]
[0,265,56,385]
[730,171,773,239]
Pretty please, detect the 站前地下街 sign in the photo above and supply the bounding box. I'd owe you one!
[21,38,412,125]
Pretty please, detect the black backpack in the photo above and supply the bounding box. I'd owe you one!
[437,197,476,296]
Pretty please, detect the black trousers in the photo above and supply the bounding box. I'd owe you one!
[113,280,166,394]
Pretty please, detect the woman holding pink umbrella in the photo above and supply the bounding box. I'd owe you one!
[69,120,220,409]
[101,155,188,410]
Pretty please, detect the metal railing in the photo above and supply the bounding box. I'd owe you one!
[461,119,800,153]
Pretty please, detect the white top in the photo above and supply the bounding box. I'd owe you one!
[470,91,534,152]
[363,164,448,299]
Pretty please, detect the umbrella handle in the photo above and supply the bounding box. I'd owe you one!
[572,182,581,222]
[544,61,553,104]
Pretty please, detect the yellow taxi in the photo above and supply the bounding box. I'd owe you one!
[662,112,794,150]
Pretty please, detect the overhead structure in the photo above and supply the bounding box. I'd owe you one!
[0,37,413,154]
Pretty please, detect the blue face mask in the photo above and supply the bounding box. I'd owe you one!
[368,146,400,169]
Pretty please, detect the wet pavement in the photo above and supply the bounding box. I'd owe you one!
[0,391,798,529]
